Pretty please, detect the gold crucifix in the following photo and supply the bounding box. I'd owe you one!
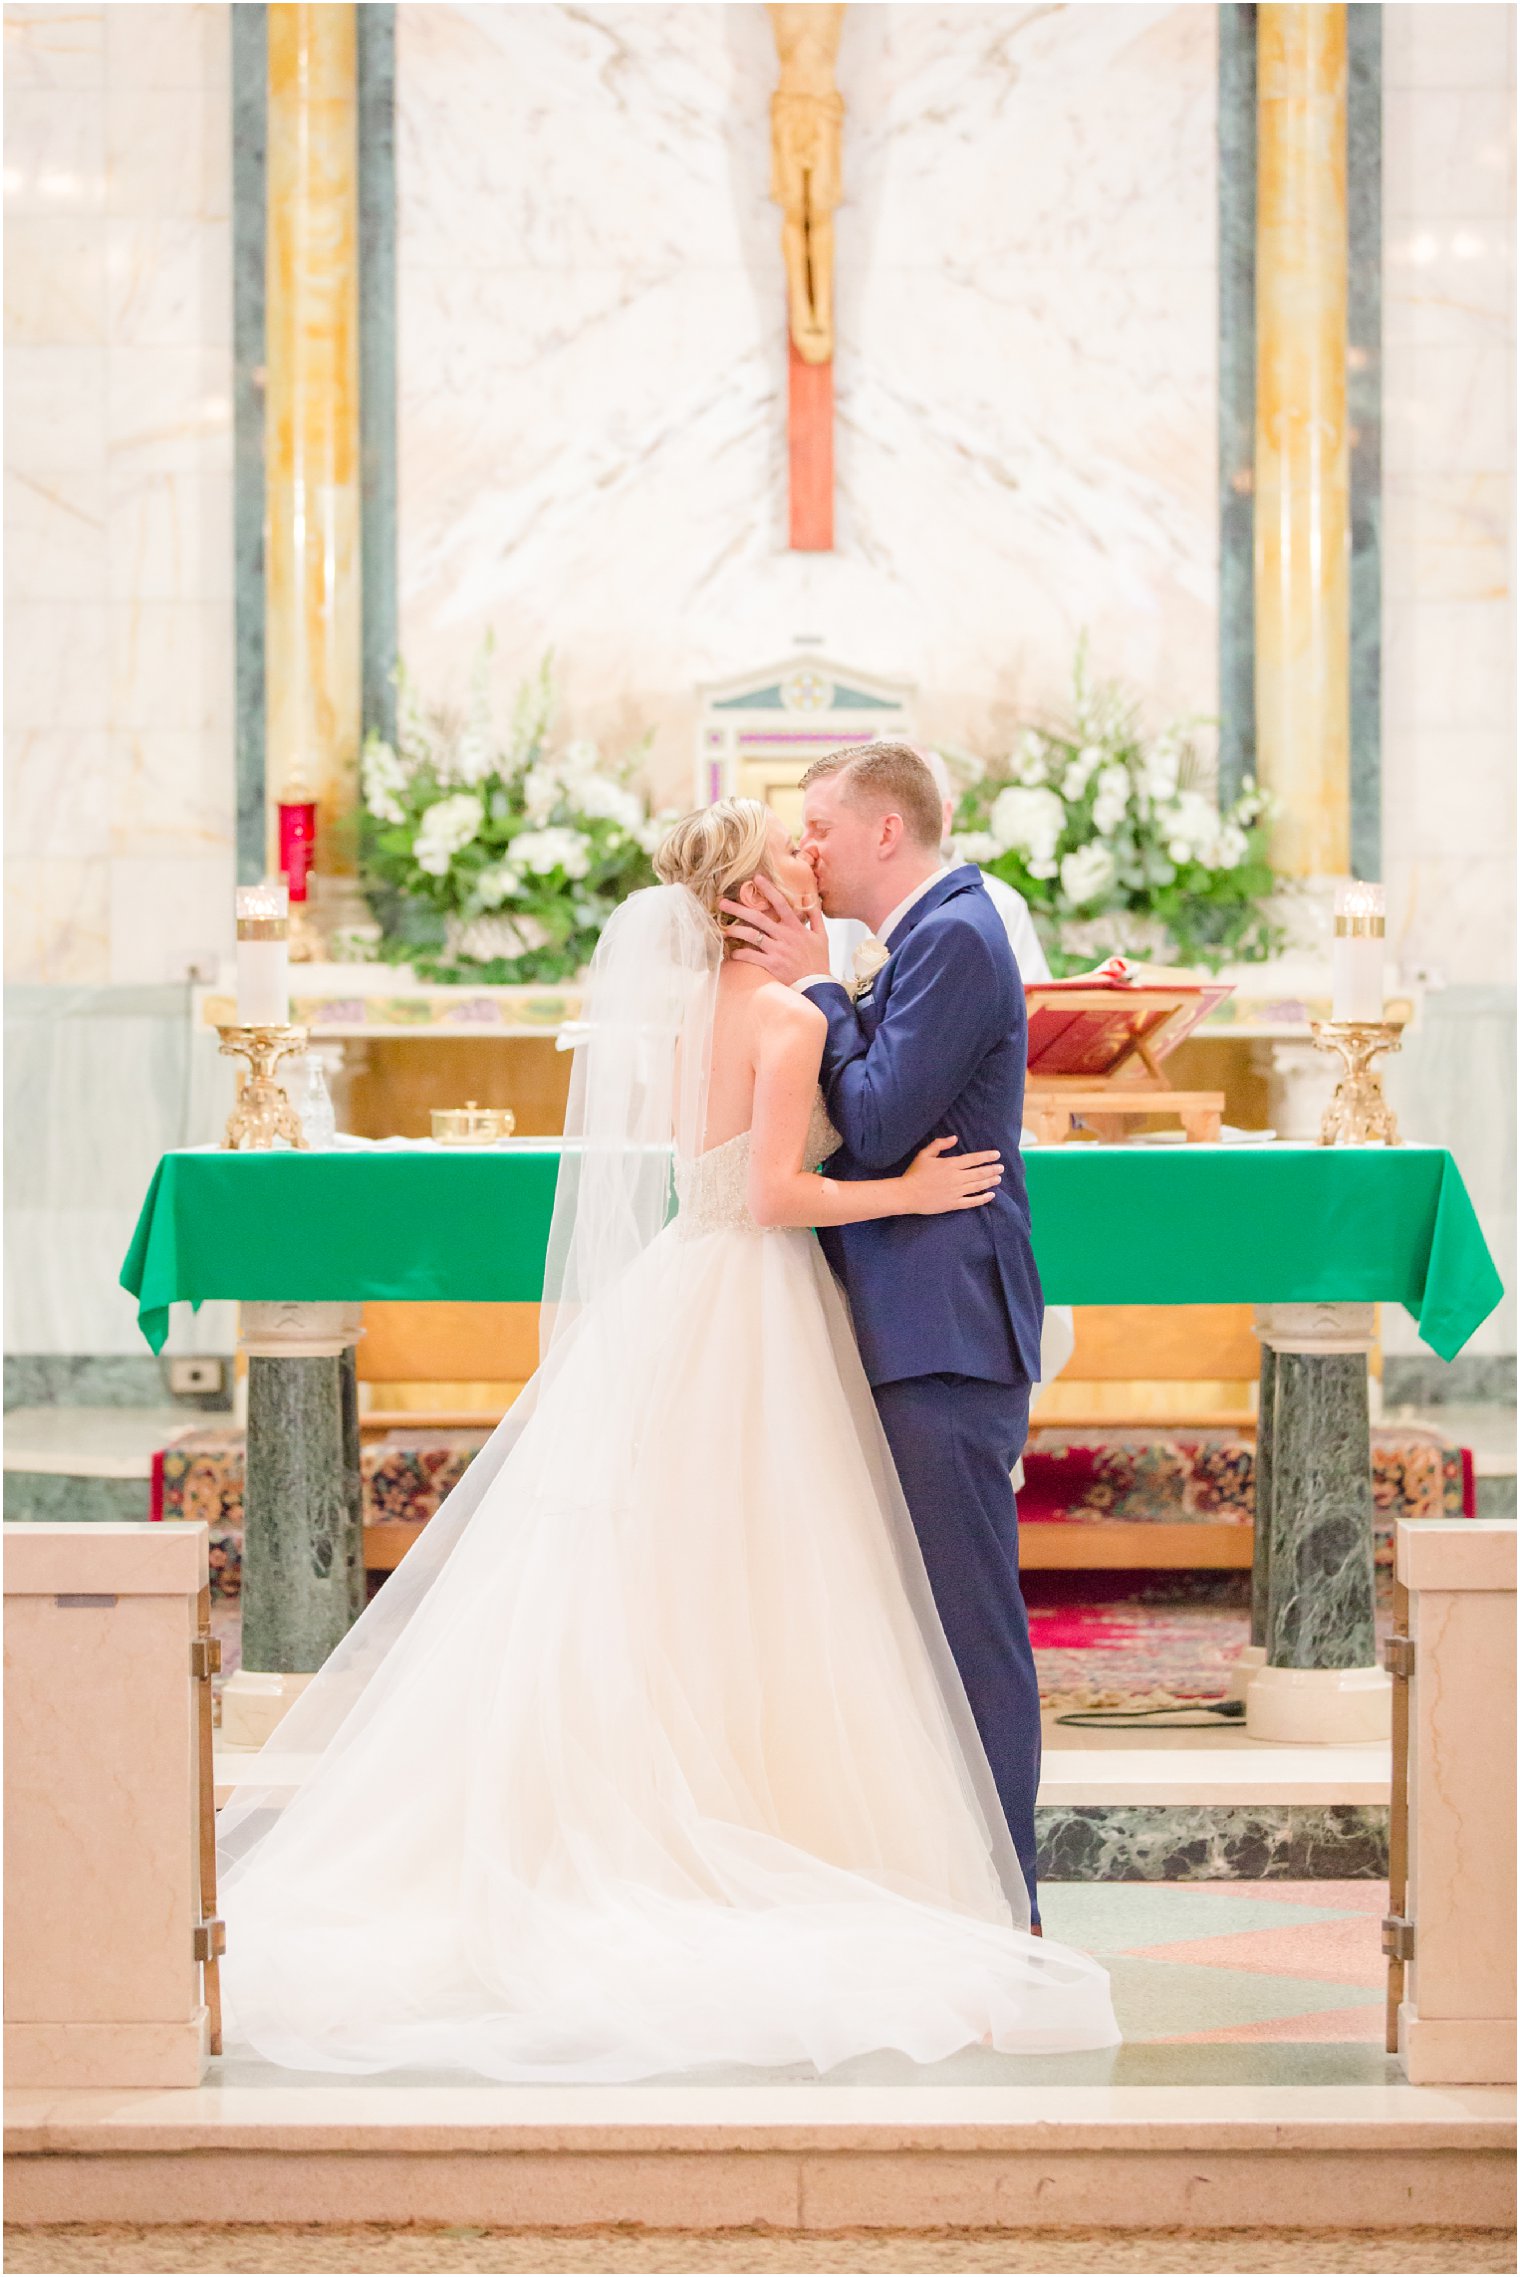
[768,3,844,548]
[767,4,845,364]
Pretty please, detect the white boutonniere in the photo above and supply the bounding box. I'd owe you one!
[849,937,891,1001]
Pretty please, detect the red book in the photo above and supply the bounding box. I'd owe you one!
[1025,963,1232,1081]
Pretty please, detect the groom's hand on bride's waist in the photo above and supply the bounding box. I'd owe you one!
[721,876,834,989]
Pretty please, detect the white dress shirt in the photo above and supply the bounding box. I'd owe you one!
[818,866,1051,991]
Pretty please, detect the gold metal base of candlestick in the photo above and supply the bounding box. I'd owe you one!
[217,1024,310,1150]
[1311,1019,1403,1146]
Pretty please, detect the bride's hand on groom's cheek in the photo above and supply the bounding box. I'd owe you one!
[720,876,832,987]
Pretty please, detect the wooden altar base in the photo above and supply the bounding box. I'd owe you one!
[1026,1084,1227,1146]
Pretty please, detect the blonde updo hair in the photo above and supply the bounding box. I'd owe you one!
[653,797,780,952]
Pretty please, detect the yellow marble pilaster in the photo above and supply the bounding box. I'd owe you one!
[1254,4,1350,880]
[265,4,361,873]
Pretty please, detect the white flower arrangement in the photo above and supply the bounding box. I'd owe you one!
[360,650,675,984]
[950,644,1278,975]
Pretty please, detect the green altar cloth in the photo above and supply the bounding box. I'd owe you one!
[122,1142,1502,1365]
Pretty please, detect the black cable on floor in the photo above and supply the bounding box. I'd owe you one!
[1051,1698,1247,1729]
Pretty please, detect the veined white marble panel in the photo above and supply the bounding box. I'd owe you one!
[5,463,108,598]
[105,346,232,475]
[1383,729,1516,864]
[1382,473,1511,605]
[105,218,230,350]
[1384,2,1516,93]
[1384,89,1515,222]
[4,600,109,731]
[107,853,233,985]
[1383,5,1514,999]
[1382,222,1513,352]
[103,3,226,92]
[107,468,232,603]
[2,4,105,92]
[3,856,110,984]
[4,345,106,474]
[108,731,234,858]
[2,86,105,213]
[4,216,105,344]
[398,4,1218,792]
[104,84,228,222]
[5,730,113,860]
[3,0,234,989]
[109,599,233,737]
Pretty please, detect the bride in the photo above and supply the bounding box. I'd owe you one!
[218,798,1119,2078]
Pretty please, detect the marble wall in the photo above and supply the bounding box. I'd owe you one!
[1382,4,1515,989]
[395,2,1221,791]
[4,2,235,987]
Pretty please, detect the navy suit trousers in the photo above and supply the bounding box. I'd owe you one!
[872,1372,1042,1922]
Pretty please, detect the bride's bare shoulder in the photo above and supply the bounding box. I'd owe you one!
[751,978,826,1042]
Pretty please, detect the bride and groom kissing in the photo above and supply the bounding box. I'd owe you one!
[218,742,1119,2077]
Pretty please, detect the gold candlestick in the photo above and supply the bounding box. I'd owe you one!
[1311,1019,1403,1147]
[217,1025,310,1150]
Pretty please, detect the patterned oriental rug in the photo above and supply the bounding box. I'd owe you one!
[158,1424,1468,1711]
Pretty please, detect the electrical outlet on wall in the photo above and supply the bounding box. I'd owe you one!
[167,1357,225,1397]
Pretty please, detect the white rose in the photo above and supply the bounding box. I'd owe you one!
[522,766,563,826]
[413,792,484,876]
[513,825,592,880]
[1060,744,1104,802]
[1211,821,1249,870]
[559,738,602,785]
[362,738,408,826]
[1144,739,1183,801]
[475,860,524,909]
[1160,789,1217,861]
[1091,763,1130,836]
[1060,844,1117,906]
[573,775,645,832]
[989,785,1065,864]
[952,830,1001,865]
[1015,732,1049,786]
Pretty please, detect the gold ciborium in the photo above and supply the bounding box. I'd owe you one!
[217,1025,310,1150]
[1311,1020,1403,1147]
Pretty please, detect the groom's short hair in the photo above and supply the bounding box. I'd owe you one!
[800,742,943,849]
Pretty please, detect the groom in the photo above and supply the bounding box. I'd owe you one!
[725,742,1047,1924]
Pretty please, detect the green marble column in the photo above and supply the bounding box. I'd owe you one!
[233,1302,365,1689]
[1264,1347,1377,1670]
[340,1340,365,1622]
[1249,1302,1387,1742]
[1250,1336,1276,1650]
[240,1351,351,1672]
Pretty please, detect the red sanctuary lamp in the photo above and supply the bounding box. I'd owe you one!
[277,787,323,961]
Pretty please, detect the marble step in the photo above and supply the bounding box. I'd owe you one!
[7,2076,1511,2232]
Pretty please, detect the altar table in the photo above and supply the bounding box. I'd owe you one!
[120,1142,1503,1743]
[124,1142,1500,1363]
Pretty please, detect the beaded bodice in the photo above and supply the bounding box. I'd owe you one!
[674,1094,842,1238]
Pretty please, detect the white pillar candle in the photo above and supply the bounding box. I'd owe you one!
[1331,880,1385,1023]
[235,882,291,1026]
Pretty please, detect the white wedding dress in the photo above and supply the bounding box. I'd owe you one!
[218,892,1118,2079]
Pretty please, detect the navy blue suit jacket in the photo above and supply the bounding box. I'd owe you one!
[813,866,1044,1390]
